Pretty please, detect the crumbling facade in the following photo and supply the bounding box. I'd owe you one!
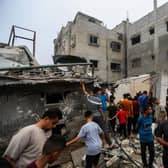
[127,2,168,76]
[54,12,126,83]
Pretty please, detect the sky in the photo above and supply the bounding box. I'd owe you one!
[0,0,168,64]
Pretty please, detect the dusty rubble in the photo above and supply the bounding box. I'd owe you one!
[56,134,163,168]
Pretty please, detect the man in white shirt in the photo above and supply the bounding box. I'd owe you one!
[4,108,63,168]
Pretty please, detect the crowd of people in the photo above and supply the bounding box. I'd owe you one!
[0,81,168,168]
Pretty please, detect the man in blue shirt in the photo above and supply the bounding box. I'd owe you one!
[138,91,149,113]
[137,105,155,168]
[66,111,105,168]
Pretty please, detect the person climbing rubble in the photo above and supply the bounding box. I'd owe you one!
[81,81,112,147]
[66,111,106,168]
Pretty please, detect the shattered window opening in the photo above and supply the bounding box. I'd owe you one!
[89,35,99,46]
[90,60,98,68]
[110,41,121,52]
[111,63,121,72]
[131,35,141,45]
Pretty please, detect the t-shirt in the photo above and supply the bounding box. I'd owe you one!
[120,99,133,117]
[77,121,103,155]
[26,161,37,168]
[107,104,118,118]
[98,94,108,112]
[4,125,51,168]
[85,95,102,117]
[116,109,127,124]
[155,120,168,152]
[138,95,149,112]
[137,115,153,143]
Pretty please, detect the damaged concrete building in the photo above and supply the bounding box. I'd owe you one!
[53,12,126,83]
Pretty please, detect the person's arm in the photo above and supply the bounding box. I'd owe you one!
[67,126,86,146]
[97,125,106,146]
[137,116,142,130]
[156,137,168,148]
[66,137,81,146]
[155,123,168,147]
[100,132,106,146]
[81,80,88,95]
[111,111,119,120]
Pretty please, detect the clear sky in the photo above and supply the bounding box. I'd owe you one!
[0,0,167,64]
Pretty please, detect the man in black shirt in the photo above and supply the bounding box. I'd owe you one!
[155,120,168,168]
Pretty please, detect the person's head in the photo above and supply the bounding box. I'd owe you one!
[84,111,93,121]
[110,95,115,103]
[92,87,101,96]
[118,104,124,110]
[144,105,153,116]
[0,157,13,168]
[123,93,127,99]
[100,86,106,94]
[41,108,63,131]
[154,98,160,105]
[42,135,66,164]
[143,91,148,95]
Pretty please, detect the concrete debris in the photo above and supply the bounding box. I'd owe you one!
[101,135,163,168]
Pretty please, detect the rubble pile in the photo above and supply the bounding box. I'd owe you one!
[102,135,163,168]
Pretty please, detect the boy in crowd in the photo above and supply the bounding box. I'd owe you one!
[111,105,127,138]
[4,108,63,168]
[137,106,155,168]
[27,135,66,168]
[66,111,106,168]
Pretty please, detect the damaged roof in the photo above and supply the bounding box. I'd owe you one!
[0,63,95,91]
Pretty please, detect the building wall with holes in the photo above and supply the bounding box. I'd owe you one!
[127,2,168,76]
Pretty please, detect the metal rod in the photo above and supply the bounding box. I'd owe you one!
[13,25,36,33]
[15,36,34,41]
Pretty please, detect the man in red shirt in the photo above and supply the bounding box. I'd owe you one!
[111,105,127,138]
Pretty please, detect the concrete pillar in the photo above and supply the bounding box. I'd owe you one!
[154,0,159,72]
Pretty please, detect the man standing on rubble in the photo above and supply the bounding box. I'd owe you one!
[3,108,63,168]
[137,106,155,168]
[155,119,168,168]
[81,81,112,147]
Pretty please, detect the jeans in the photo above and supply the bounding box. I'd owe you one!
[127,117,133,136]
[140,141,155,168]
[93,116,112,145]
[85,153,100,168]
[120,123,127,138]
